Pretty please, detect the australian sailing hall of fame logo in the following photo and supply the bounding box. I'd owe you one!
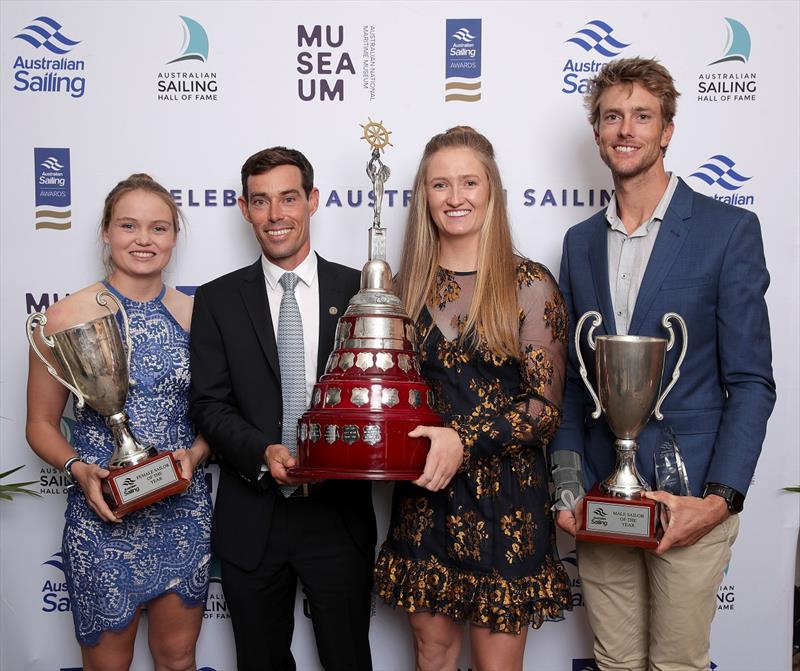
[697,17,756,102]
[11,16,86,98]
[34,148,72,230]
[157,16,219,102]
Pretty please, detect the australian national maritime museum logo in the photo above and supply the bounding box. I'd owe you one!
[697,18,756,103]
[11,16,86,98]
[157,16,219,102]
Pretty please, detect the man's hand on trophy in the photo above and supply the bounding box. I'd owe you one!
[556,498,585,537]
[643,491,730,555]
[265,444,320,486]
[410,426,463,491]
[72,461,122,523]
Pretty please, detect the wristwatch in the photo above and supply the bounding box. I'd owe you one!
[63,456,83,488]
[702,482,744,513]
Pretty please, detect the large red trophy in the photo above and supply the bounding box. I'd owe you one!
[290,120,442,480]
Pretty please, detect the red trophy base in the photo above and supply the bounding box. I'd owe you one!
[101,452,190,517]
[576,484,660,549]
[290,413,442,481]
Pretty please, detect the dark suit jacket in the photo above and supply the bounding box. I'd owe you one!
[190,254,376,570]
[550,178,776,497]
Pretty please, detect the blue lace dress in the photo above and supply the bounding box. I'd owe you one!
[62,283,212,646]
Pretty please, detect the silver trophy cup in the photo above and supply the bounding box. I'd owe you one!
[27,290,187,513]
[576,310,688,498]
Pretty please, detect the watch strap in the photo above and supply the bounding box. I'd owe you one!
[702,482,745,513]
[63,456,83,485]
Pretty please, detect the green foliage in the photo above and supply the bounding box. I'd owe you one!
[0,465,41,501]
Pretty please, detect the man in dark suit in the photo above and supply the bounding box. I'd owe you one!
[551,58,775,669]
[190,147,375,671]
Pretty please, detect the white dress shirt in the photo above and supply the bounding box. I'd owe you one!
[261,250,320,408]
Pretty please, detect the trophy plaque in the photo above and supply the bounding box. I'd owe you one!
[575,311,687,548]
[27,290,189,516]
[289,120,442,480]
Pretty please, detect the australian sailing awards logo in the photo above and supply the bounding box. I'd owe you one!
[445,19,481,102]
[157,16,218,102]
[12,16,86,98]
[698,18,756,102]
[34,148,71,230]
[562,20,630,94]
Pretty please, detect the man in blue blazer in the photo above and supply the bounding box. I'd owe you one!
[551,58,775,669]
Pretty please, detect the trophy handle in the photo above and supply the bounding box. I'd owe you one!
[654,312,688,420]
[96,290,134,386]
[575,311,603,420]
[25,312,86,408]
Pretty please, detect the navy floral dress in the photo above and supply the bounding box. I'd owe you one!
[374,259,571,633]
[62,282,212,646]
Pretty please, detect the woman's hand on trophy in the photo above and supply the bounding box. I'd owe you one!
[72,461,121,523]
[174,437,211,480]
[410,426,464,491]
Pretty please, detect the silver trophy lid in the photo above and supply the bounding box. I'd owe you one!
[346,120,405,316]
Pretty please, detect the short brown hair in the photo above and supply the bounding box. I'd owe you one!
[240,147,314,200]
[585,57,680,129]
[99,173,182,274]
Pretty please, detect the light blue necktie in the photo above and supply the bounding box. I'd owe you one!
[277,272,305,497]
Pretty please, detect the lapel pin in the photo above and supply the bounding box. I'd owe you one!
[328,306,338,315]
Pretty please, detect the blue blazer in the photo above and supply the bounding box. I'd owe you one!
[549,178,775,497]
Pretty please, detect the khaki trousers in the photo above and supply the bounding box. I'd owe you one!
[577,514,739,671]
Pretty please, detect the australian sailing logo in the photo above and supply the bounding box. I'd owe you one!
[561,19,631,94]
[697,18,756,103]
[11,16,86,98]
[690,154,755,207]
[157,16,219,102]
[445,19,482,102]
[34,148,71,230]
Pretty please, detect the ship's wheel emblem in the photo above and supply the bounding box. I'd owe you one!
[360,118,393,152]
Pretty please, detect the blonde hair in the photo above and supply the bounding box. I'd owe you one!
[396,126,519,358]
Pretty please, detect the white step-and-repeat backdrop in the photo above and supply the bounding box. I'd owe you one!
[1,2,798,670]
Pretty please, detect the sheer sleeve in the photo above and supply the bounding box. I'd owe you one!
[452,260,568,461]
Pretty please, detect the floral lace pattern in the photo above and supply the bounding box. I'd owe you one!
[375,259,571,632]
[62,283,212,646]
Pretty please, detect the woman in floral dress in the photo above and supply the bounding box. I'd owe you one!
[374,127,571,671]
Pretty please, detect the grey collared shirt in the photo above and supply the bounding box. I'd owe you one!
[606,173,679,335]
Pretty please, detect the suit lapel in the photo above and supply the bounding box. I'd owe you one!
[316,255,351,380]
[587,217,617,336]
[240,259,280,379]
[628,178,693,334]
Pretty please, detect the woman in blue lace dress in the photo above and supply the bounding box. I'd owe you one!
[26,174,212,671]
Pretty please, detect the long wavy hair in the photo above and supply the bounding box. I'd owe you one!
[396,126,519,358]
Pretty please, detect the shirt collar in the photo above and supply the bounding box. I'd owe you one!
[606,172,679,236]
[261,249,317,291]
